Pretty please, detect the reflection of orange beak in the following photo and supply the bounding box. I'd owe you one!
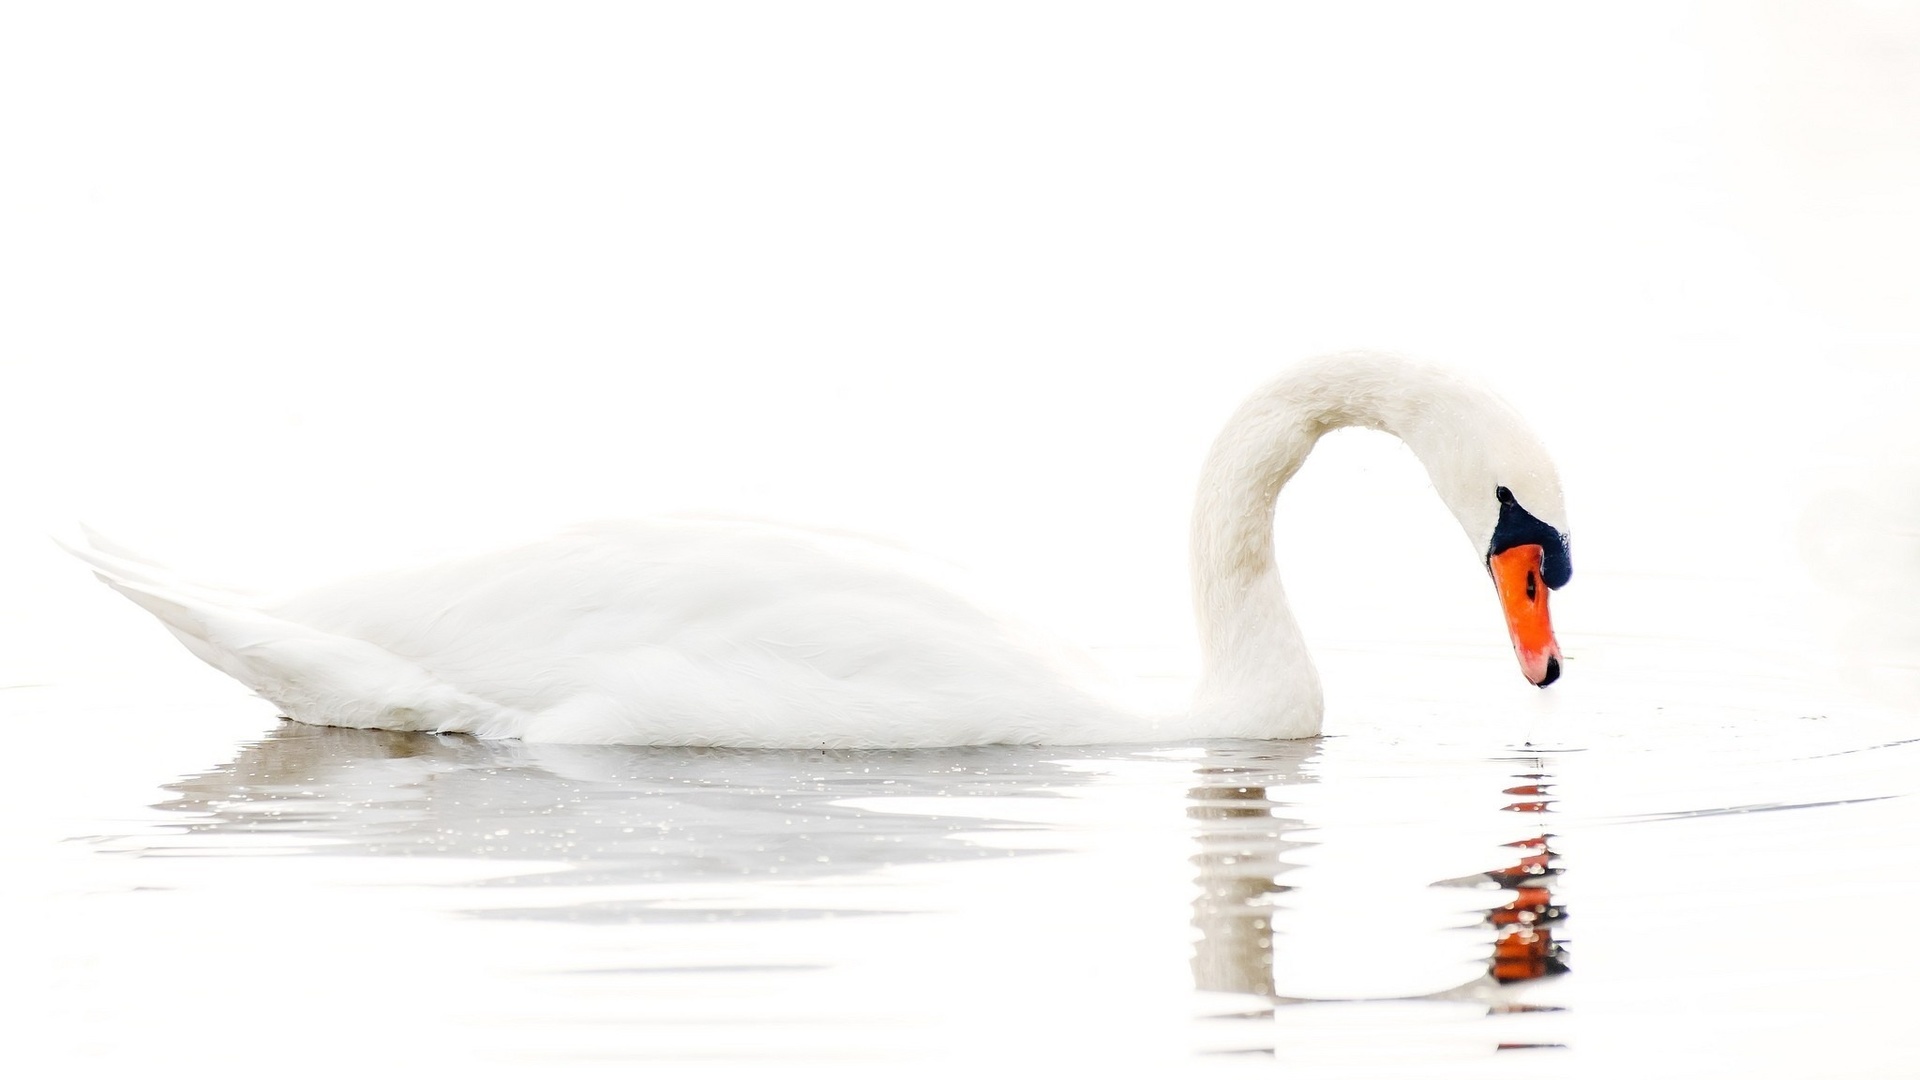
[1489,544,1562,686]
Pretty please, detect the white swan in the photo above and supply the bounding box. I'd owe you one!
[65,352,1570,747]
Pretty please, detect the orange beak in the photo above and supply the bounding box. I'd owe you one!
[1489,544,1562,686]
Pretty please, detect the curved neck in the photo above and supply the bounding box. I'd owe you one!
[1186,353,1518,737]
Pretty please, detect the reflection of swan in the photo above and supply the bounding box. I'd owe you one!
[1189,745,1572,1058]
[67,353,1570,747]
[148,722,1101,918]
[1189,742,1318,998]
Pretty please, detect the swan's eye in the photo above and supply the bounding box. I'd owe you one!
[1526,569,1537,602]
[1489,489,1571,589]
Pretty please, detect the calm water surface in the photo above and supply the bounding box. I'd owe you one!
[17,678,1918,1078]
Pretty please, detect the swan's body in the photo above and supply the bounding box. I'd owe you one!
[68,353,1571,747]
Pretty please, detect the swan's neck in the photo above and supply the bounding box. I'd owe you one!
[1186,353,1524,738]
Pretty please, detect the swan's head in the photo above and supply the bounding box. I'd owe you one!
[1483,483,1570,687]
[1402,375,1571,689]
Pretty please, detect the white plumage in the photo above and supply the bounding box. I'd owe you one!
[66,352,1570,747]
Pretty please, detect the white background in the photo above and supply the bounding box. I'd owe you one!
[4,0,1916,713]
[4,7,1920,1075]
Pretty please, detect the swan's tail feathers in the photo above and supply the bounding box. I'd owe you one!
[76,524,172,572]
[56,532,180,595]
[62,537,518,736]
[59,527,262,598]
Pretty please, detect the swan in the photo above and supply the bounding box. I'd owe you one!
[64,352,1571,747]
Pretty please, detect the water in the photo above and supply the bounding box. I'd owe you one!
[15,675,1917,1077]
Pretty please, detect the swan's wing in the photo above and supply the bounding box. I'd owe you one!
[63,520,1149,746]
[60,536,523,735]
